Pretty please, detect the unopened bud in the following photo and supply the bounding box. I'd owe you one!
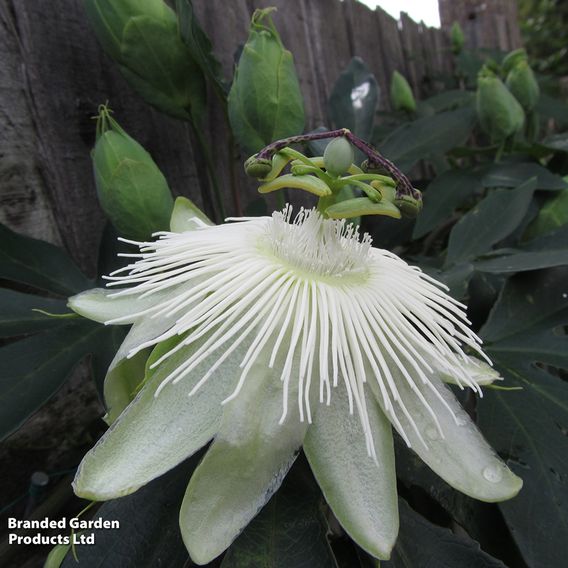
[502,48,528,75]
[323,137,354,177]
[244,155,273,179]
[92,107,174,240]
[476,67,524,142]
[506,60,540,112]
[390,71,416,113]
[451,22,465,54]
[85,0,205,120]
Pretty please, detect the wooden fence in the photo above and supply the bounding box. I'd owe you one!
[0,0,522,275]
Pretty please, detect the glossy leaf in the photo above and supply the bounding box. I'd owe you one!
[482,162,567,191]
[446,178,536,266]
[413,170,481,239]
[328,57,379,141]
[0,320,110,440]
[62,458,198,568]
[541,132,568,153]
[0,290,71,337]
[475,249,568,273]
[525,188,568,238]
[383,499,506,568]
[0,223,91,296]
[379,108,476,172]
[479,268,568,568]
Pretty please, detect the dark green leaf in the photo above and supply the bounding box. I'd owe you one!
[61,457,199,568]
[176,0,227,100]
[328,57,379,142]
[221,465,337,568]
[482,162,567,191]
[418,90,475,114]
[0,290,71,337]
[383,499,506,568]
[413,170,481,239]
[479,268,568,568]
[0,223,92,296]
[0,320,110,440]
[537,93,568,129]
[379,108,476,172]
[525,189,568,239]
[541,132,568,153]
[421,262,474,300]
[446,179,536,266]
[475,249,568,273]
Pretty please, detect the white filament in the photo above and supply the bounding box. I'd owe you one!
[103,206,488,457]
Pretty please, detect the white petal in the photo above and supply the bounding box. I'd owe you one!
[368,358,522,502]
[68,287,175,324]
[72,331,248,500]
[170,196,213,232]
[304,386,398,560]
[179,349,309,565]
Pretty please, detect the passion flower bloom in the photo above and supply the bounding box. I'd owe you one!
[69,206,522,564]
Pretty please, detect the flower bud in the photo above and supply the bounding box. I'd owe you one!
[92,108,174,240]
[390,71,416,113]
[244,155,273,179]
[84,0,205,121]
[476,67,525,142]
[228,8,305,154]
[502,48,528,75]
[450,22,465,54]
[323,137,354,177]
[506,60,540,112]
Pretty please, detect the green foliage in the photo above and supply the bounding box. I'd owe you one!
[60,458,200,567]
[519,0,568,76]
[328,57,379,141]
[228,8,305,155]
[480,268,568,567]
[0,224,124,442]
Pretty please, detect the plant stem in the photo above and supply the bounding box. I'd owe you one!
[191,123,226,221]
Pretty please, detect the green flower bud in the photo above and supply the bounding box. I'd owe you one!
[84,0,167,62]
[502,48,528,75]
[450,22,465,54]
[390,71,416,113]
[505,60,540,112]
[476,67,525,142]
[323,137,354,177]
[228,8,305,155]
[244,155,273,179]
[92,107,174,240]
[84,0,205,121]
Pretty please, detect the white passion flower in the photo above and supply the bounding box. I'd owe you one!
[69,206,522,564]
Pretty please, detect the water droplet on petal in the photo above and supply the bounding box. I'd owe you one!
[483,465,503,483]
[425,425,439,440]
